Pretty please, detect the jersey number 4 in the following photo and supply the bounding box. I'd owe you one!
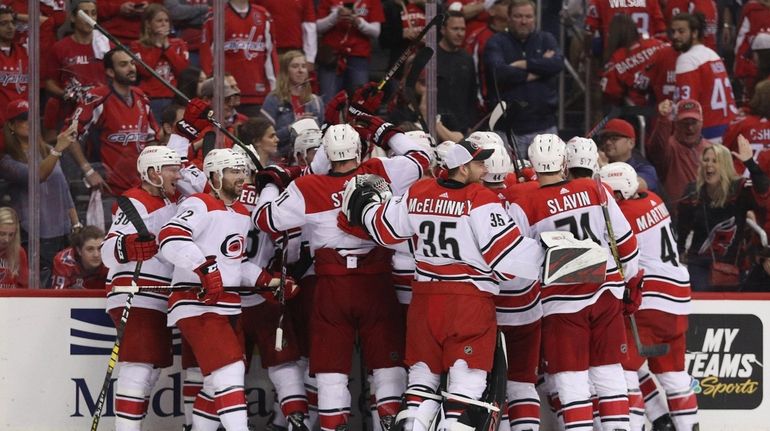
[660,224,679,266]
[554,213,600,243]
[419,221,461,260]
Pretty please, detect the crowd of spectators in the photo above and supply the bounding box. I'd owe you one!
[0,0,769,290]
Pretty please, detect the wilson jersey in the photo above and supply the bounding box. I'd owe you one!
[663,0,718,49]
[159,193,260,325]
[617,192,691,315]
[508,178,640,315]
[102,187,178,313]
[675,44,737,141]
[255,134,431,255]
[51,247,108,290]
[363,178,544,295]
[601,38,666,106]
[585,0,666,42]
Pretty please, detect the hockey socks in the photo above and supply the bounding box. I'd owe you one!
[269,361,310,430]
[317,372,352,431]
[114,362,157,431]
[624,371,645,431]
[657,372,699,430]
[184,367,204,427]
[590,365,630,431]
[373,366,408,428]
[637,367,669,423]
[506,381,540,431]
[212,361,248,431]
[551,371,593,431]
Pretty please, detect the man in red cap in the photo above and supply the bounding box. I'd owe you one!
[598,118,661,195]
[646,99,711,209]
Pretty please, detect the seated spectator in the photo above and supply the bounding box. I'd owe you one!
[159,103,185,144]
[646,99,711,209]
[724,80,770,175]
[261,50,324,158]
[237,117,280,165]
[598,118,661,195]
[130,3,190,120]
[51,225,108,289]
[0,100,81,285]
[0,206,27,288]
[677,138,770,291]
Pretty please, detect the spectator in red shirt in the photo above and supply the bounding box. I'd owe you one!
[0,5,28,112]
[255,0,317,64]
[130,4,189,120]
[316,0,385,104]
[0,207,27,289]
[51,225,108,289]
[98,0,162,44]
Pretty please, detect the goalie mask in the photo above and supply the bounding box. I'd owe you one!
[137,146,182,188]
[599,162,639,200]
[341,174,393,227]
[324,124,361,163]
[565,136,598,175]
[466,132,511,183]
[528,134,566,173]
[203,148,247,192]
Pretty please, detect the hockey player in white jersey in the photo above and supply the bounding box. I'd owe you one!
[344,139,545,431]
[101,146,183,431]
[507,134,642,431]
[159,148,294,431]
[600,162,699,431]
[255,114,431,431]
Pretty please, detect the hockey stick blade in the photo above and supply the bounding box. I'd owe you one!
[629,315,670,357]
[378,13,445,91]
[404,46,434,89]
[488,102,507,131]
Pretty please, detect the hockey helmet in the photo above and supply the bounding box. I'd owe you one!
[599,162,639,200]
[232,143,260,172]
[434,140,455,169]
[291,118,322,160]
[405,130,436,165]
[565,136,599,174]
[137,145,182,188]
[203,148,247,192]
[528,134,566,173]
[466,132,511,183]
[323,124,361,163]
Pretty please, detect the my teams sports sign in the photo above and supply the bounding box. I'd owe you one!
[686,314,763,409]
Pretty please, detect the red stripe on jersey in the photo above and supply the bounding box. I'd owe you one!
[371,204,406,245]
[481,224,523,267]
[495,280,540,309]
[616,230,639,265]
[416,260,493,280]
[159,225,194,244]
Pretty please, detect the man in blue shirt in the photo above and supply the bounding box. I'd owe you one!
[598,118,662,196]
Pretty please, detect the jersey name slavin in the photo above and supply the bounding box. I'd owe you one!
[546,191,591,214]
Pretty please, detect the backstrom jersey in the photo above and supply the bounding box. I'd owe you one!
[70,85,160,195]
[102,187,178,313]
[508,178,640,315]
[617,192,691,315]
[675,44,737,141]
[363,178,544,295]
[601,37,666,106]
[159,193,262,326]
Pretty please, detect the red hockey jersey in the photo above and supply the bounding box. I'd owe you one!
[317,0,385,58]
[586,0,666,43]
[663,0,718,50]
[130,38,189,100]
[255,0,316,50]
[51,247,108,290]
[723,114,770,176]
[601,37,666,106]
[647,43,679,103]
[734,0,770,80]
[0,43,28,110]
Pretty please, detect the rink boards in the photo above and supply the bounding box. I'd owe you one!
[0,290,767,431]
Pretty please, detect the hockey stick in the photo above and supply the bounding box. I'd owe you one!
[274,232,290,352]
[76,10,263,171]
[110,285,277,294]
[594,177,670,357]
[377,13,446,91]
[490,67,524,181]
[91,197,154,431]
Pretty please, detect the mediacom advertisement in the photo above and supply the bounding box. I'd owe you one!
[0,292,768,430]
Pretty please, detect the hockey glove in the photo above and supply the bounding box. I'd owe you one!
[623,269,644,316]
[194,256,224,305]
[324,90,349,126]
[341,174,393,226]
[350,113,400,152]
[115,233,158,263]
[176,98,212,141]
[256,270,299,303]
[255,165,302,192]
[347,81,384,118]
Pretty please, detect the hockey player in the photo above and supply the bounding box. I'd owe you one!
[344,138,545,431]
[159,148,292,431]
[255,117,431,431]
[290,118,323,169]
[474,132,543,431]
[507,134,641,431]
[600,162,699,431]
[565,136,598,179]
[101,146,183,430]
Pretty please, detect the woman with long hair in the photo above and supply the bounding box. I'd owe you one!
[176,66,207,105]
[677,138,770,290]
[0,207,28,288]
[130,3,190,119]
[0,100,80,285]
[238,116,281,165]
[261,50,324,158]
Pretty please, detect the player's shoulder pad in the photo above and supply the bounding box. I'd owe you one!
[122,187,168,214]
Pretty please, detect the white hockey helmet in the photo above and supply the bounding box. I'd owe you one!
[291,118,322,160]
[565,136,598,174]
[599,162,639,200]
[203,148,247,192]
[466,131,503,149]
[405,130,436,165]
[434,140,455,169]
[232,143,260,172]
[323,124,361,163]
[466,132,511,183]
[137,145,182,187]
[528,134,566,173]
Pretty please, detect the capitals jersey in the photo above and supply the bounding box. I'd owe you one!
[317,0,385,58]
[130,38,190,100]
[200,3,278,105]
[663,0,718,49]
[255,134,430,254]
[508,179,640,315]
[585,0,666,42]
[102,187,178,313]
[496,181,542,326]
[160,193,261,326]
[43,35,107,89]
[0,44,28,109]
[362,178,543,295]
[723,114,770,176]
[647,44,679,103]
[70,85,160,195]
[734,0,770,80]
[51,247,108,290]
[601,37,665,106]
[617,192,691,315]
[675,44,737,140]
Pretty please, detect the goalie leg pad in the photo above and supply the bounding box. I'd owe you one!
[393,362,442,431]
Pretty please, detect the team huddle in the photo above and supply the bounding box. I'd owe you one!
[102,94,698,431]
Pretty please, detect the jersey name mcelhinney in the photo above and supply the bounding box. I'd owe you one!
[407,197,472,216]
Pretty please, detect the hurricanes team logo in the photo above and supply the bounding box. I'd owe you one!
[220,233,246,258]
